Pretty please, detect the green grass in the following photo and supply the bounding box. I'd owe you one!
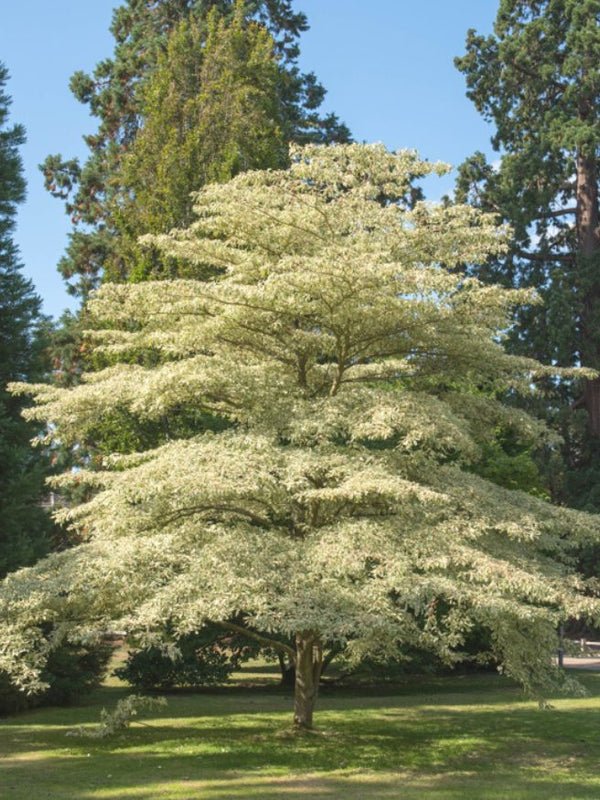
[2,671,600,799]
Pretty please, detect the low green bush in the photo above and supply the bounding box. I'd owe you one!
[115,631,236,690]
[0,640,112,714]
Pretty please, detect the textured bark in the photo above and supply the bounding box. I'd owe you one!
[576,152,599,260]
[293,632,322,730]
[576,149,600,435]
[582,378,600,436]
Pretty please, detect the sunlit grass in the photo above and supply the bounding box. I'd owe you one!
[2,672,600,799]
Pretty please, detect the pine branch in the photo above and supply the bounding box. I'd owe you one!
[535,207,577,220]
[514,249,573,263]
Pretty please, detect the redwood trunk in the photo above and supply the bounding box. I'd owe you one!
[576,148,600,435]
[293,632,322,730]
[582,379,600,436]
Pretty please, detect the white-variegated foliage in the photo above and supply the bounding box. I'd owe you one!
[4,144,600,696]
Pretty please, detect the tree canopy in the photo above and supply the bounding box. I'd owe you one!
[111,5,288,282]
[0,63,54,578]
[455,0,600,507]
[4,144,600,729]
[41,0,350,300]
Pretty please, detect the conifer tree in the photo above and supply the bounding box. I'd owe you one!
[5,145,600,729]
[111,5,288,281]
[455,0,600,508]
[0,63,53,577]
[41,0,350,300]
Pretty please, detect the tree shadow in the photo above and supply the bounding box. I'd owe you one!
[2,673,600,799]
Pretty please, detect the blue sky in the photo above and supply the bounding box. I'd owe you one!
[1,1,499,319]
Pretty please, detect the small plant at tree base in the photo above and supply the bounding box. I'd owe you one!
[68,694,167,739]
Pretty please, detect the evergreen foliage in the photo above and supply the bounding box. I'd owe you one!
[455,0,600,509]
[40,0,350,300]
[0,640,112,714]
[115,632,235,690]
[0,63,54,577]
[5,145,600,730]
[113,5,289,282]
[114,620,265,690]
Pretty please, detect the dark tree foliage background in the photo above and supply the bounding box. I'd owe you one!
[111,6,291,282]
[0,63,55,578]
[0,65,113,715]
[455,0,600,512]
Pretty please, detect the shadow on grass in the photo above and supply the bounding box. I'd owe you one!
[2,672,600,799]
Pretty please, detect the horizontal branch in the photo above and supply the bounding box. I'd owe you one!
[510,60,568,93]
[214,620,296,659]
[514,249,573,263]
[535,207,577,220]
[161,503,274,529]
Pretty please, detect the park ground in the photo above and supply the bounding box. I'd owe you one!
[2,662,600,799]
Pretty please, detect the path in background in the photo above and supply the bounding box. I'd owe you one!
[563,657,600,670]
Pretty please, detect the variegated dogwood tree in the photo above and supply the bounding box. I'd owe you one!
[4,144,600,729]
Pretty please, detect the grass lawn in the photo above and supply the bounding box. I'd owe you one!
[2,668,600,799]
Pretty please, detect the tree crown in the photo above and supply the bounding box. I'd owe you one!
[5,144,600,701]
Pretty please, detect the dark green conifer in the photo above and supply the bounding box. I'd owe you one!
[41,0,351,299]
[0,63,54,576]
[455,0,600,509]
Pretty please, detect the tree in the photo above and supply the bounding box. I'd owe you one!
[41,0,350,300]
[454,0,600,507]
[111,4,288,282]
[0,63,54,578]
[4,145,600,730]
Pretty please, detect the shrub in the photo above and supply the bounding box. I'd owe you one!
[115,631,235,690]
[0,640,112,714]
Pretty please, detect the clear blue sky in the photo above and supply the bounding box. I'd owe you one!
[1,1,499,319]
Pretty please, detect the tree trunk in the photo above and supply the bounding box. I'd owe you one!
[293,631,322,730]
[576,151,598,260]
[582,379,600,436]
[576,148,600,435]
[277,652,295,688]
